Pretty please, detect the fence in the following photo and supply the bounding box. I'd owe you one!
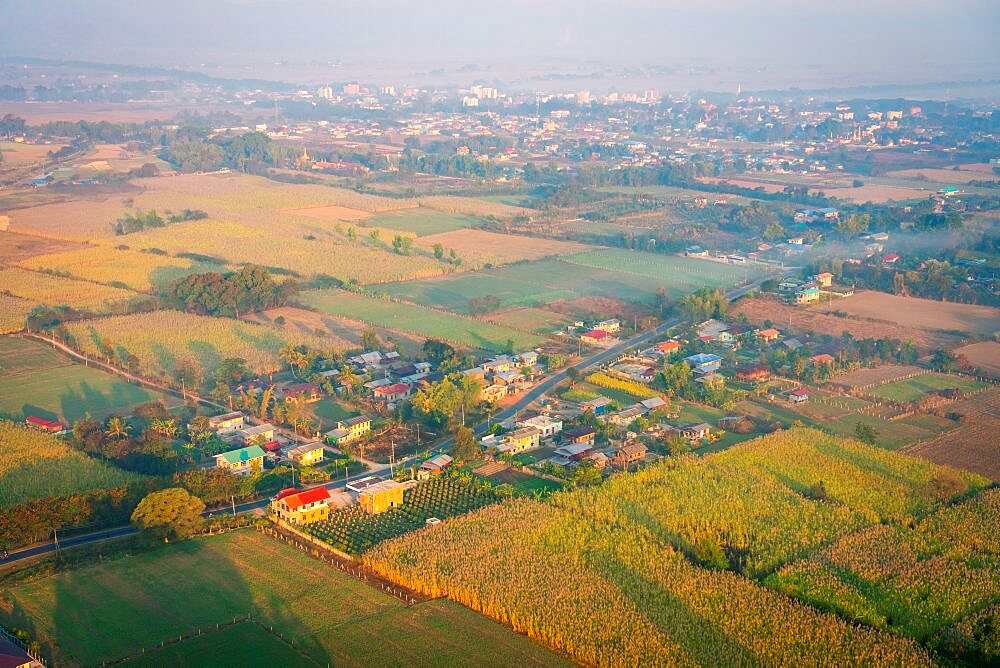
[0,624,45,667]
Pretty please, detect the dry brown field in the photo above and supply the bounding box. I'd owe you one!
[283,205,373,223]
[902,389,1000,481]
[883,167,997,184]
[813,291,1000,336]
[0,142,66,165]
[954,341,1000,376]
[823,184,929,203]
[0,231,85,262]
[248,306,424,354]
[698,176,788,193]
[958,162,996,173]
[0,102,185,124]
[417,195,531,218]
[731,297,962,351]
[826,365,927,390]
[8,195,129,238]
[416,229,591,266]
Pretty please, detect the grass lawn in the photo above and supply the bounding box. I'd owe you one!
[119,622,315,668]
[367,208,483,236]
[309,397,357,424]
[4,530,564,667]
[488,468,562,496]
[866,373,986,403]
[0,336,174,422]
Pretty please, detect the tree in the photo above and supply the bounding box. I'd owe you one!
[451,425,480,464]
[566,366,581,386]
[130,488,205,542]
[432,243,445,260]
[105,416,131,441]
[360,327,380,351]
[392,235,414,255]
[854,422,879,445]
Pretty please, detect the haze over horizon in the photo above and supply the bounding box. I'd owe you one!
[3,0,999,93]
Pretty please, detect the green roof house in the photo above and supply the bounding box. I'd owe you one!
[215,445,266,476]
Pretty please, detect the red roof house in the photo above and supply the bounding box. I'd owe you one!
[25,416,62,432]
[657,340,681,354]
[282,487,331,510]
[373,383,412,402]
[580,329,611,344]
[882,253,900,264]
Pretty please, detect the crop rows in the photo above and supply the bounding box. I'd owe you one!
[0,293,35,333]
[0,266,136,309]
[307,476,499,555]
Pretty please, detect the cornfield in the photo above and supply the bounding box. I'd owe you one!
[0,293,35,333]
[585,372,662,399]
[17,245,200,292]
[0,266,135,310]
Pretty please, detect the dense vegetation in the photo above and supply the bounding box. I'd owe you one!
[163,265,291,317]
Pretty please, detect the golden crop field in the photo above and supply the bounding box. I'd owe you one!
[0,266,136,310]
[363,429,984,665]
[0,293,36,333]
[17,245,207,292]
[65,311,337,382]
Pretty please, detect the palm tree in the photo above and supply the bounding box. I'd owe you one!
[105,416,131,441]
[339,365,359,395]
[151,418,177,438]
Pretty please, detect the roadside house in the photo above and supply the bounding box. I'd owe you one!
[271,487,331,524]
[358,480,405,514]
[418,454,454,480]
[207,411,244,433]
[286,442,324,466]
[215,445,266,476]
[562,426,597,446]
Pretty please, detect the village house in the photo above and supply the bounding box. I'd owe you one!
[595,319,621,333]
[280,383,321,403]
[286,442,324,466]
[814,272,834,287]
[579,396,613,415]
[500,426,541,454]
[236,423,276,445]
[695,373,725,389]
[462,367,487,382]
[516,351,539,368]
[611,362,656,383]
[656,340,681,355]
[481,384,509,403]
[679,423,712,442]
[552,441,595,466]
[324,416,371,444]
[358,479,405,514]
[516,414,563,439]
[882,253,901,266]
[373,382,412,404]
[609,405,646,427]
[612,442,648,467]
[795,286,822,305]
[683,353,722,375]
[786,388,810,403]
[207,411,244,434]
[580,329,612,345]
[215,445,266,476]
[562,426,597,446]
[493,370,525,386]
[735,364,771,384]
[418,454,453,480]
[25,416,62,433]
[482,355,513,374]
[756,328,781,343]
[811,353,836,366]
[718,324,753,344]
[271,487,331,525]
[639,396,668,412]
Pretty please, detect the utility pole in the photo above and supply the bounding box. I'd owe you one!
[231,495,236,517]
[390,441,395,477]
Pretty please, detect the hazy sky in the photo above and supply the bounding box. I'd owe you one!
[3,0,998,90]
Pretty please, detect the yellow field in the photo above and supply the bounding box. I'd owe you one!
[17,246,208,292]
[0,267,135,310]
[65,311,338,381]
[0,293,35,333]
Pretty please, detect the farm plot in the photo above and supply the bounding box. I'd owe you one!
[2,529,562,667]
[902,388,1000,480]
[488,307,574,334]
[248,306,423,356]
[0,231,85,263]
[415,229,591,267]
[307,476,500,555]
[0,267,136,310]
[300,289,543,351]
[768,488,999,642]
[865,373,986,403]
[0,420,143,508]
[364,430,974,667]
[732,297,961,352]
[0,294,35,334]
[0,336,174,423]
[65,311,335,383]
[17,245,224,292]
[0,141,65,165]
[954,341,1000,377]
[813,291,1000,336]
[367,207,483,236]
[562,248,767,287]
[417,195,532,219]
[827,365,931,392]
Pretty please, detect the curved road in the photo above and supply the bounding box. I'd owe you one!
[1,277,769,566]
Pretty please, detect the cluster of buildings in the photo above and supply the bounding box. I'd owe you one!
[461,351,539,403]
[205,411,325,476]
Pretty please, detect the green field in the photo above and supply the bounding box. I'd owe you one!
[300,289,544,351]
[4,530,564,667]
[0,336,173,423]
[119,622,315,668]
[367,208,483,236]
[379,250,763,314]
[865,373,987,403]
[0,420,144,507]
[309,397,357,424]
[489,307,574,334]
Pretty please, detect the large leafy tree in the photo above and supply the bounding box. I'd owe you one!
[131,488,205,542]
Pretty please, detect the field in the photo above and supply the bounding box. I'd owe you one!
[768,488,999,640]
[0,231,84,263]
[0,294,35,334]
[64,311,336,383]
[367,207,483,236]
[489,307,574,334]
[17,245,223,292]
[118,622,314,668]
[381,251,758,317]
[826,365,928,391]
[249,306,424,355]
[0,420,143,508]
[307,476,500,555]
[417,195,532,219]
[902,388,1000,480]
[812,291,1000,336]
[0,141,64,166]
[283,204,373,223]
[731,297,962,351]
[955,341,1000,376]
[884,166,998,183]
[364,429,981,666]
[865,373,986,402]
[0,336,174,423]
[0,267,136,310]
[300,289,544,351]
[1,530,563,667]
[415,229,591,266]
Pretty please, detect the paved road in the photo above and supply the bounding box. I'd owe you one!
[1,278,768,566]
